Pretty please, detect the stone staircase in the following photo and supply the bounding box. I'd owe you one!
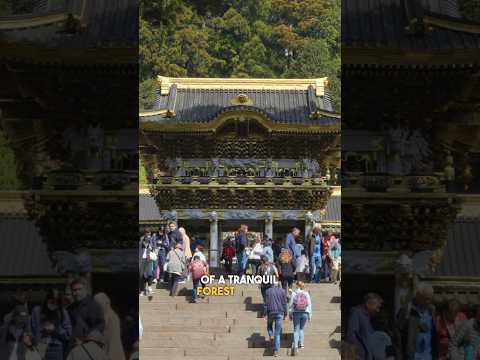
[140,281,341,360]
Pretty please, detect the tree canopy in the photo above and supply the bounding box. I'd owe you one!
[139,0,340,111]
[459,0,480,22]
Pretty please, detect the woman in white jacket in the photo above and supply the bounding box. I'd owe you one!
[248,235,264,275]
[288,281,312,356]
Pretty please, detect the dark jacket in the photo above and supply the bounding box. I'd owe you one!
[346,305,375,360]
[31,305,72,348]
[265,287,287,317]
[0,317,31,360]
[306,232,322,257]
[68,296,105,341]
[395,302,438,360]
[167,229,183,249]
[277,259,295,279]
[284,233,297,258]
[235,232,247,253]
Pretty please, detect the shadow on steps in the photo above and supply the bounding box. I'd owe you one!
[330,296,341,303]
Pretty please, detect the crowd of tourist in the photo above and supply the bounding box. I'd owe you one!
[139,222,341,296]
[0,280,139,360]
[345,283,480,360]
[139,222,341,357]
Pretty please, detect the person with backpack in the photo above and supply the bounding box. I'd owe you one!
[189,255,208,303]
[276,249,295,295]
[257,256,279,316]
[166,243,187,297]
[288,281,312,356]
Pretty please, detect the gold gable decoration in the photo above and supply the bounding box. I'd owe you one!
[230,94,254,106]
[157,76,328,96]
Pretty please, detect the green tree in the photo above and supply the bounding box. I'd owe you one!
[0,0,11,16]
[139,78,158,111]
[284,39,341,110]
[139,0,341,111]
[0,130,21,190]
[139,159,148,185]
[459,0,480,22]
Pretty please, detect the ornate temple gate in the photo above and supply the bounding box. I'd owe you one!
[140,77,341,267]
[342,0,480,323]
[0,0,138,308]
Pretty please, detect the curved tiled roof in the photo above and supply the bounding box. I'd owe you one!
[434,219,480,277]
[342,0,480,51]
[0,218,58,277]
[0,0,138,48]
[142,86,338,126]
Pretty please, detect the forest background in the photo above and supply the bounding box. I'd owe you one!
[139,0,341,112]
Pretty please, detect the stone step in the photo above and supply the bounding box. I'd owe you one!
[144,325,339,335]
[141,303,339,313]
[140,355,339,360]
[141,307,339,314]
[143,316,341,326]
[141,331,340,342]
[141,334,340,348]
[142,316,341,326]
[140,347,341,357]
[149,283,339,294]
[140,283,340,359]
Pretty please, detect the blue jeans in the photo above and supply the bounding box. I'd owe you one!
[323,256,331,281]
[192,278,201,302]
[267,313,283,353]
[237,251,248,274]
[310,255,322,282]
[292,312,309,348]
[158,248,166,279]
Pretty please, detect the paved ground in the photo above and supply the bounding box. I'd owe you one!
[140,280,341,360]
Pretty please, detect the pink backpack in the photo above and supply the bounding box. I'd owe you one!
[191,261,206,280]
[293,292,309,312]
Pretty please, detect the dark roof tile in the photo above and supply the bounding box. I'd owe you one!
[434,220,480,277]
[342,0,480,51]
[143,88,338,125]
[0,218,58,277]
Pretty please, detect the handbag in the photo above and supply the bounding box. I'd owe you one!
[149,250,157,261]
[163,261,168,272]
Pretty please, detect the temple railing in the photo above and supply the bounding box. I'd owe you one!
[153,175,329,187]
[32,170,138,191]
[342,172,446,193]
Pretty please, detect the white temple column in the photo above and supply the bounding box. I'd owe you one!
[209,211,219,267]
[265,212,273,240]
[305,211,315,242]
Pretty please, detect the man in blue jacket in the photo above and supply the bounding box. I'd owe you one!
[285,227,301,260]
[235,224,248,275]
[264,283,288,357]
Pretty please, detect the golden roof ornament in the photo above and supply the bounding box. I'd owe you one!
[230,94,253,106]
